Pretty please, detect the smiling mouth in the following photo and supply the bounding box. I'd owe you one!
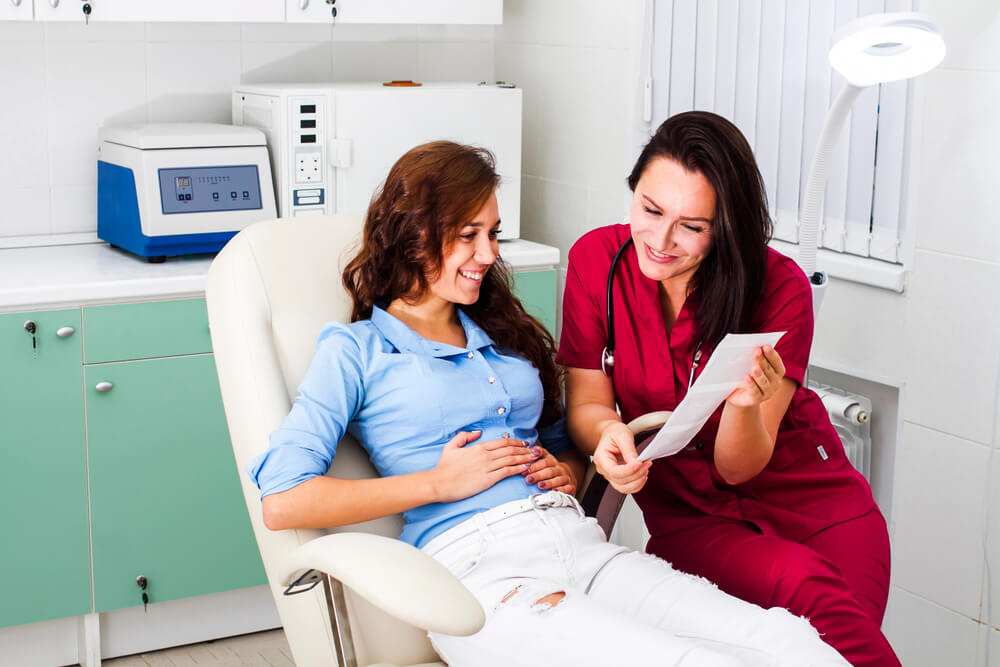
[645,245,677,263]
[459,269,485,282]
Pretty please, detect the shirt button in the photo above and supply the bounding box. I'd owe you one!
[695,442,704,450]
[488,376,496,384]
[467,351,474,359]
[502,432,510,438]
[497,407,505,415]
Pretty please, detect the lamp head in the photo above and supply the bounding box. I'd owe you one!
[829,11,945,88]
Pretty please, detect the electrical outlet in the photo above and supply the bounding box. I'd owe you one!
[295,151,322,184]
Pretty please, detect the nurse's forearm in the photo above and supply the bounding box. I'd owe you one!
[567,403,624,456]
[714,403,775,485]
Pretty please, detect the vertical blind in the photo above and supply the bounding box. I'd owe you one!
[648,0,915,264]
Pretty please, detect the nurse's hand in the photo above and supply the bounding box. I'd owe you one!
[725,345,786,409]
[593,422,652,494]
[432,431,539,503]
[522,446,578,495]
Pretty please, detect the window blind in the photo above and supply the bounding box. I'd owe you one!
[647,0,914,264]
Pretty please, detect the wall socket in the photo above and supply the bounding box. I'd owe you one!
[295,151,322,184]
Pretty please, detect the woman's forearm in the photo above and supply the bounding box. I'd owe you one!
[261,470,440,531]
[713,403,775,485]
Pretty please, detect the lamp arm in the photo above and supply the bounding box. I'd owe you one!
[798,83,865,277]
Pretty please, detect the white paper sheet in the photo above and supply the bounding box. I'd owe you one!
[637,331,786,461]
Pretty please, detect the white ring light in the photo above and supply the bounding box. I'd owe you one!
[828,12,946,87]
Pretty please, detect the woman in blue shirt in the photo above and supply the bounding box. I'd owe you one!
[248,141,850,667]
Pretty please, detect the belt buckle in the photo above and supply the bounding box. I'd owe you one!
[530,492,557,510]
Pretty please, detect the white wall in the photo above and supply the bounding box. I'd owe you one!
[0,20,495,239]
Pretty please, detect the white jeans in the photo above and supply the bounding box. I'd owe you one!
[422,492,850,667]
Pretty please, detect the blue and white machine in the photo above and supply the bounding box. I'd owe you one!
[97,123,277,261]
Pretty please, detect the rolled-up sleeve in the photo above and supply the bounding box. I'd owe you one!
[247,323,366,498]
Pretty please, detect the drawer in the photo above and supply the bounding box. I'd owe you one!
[83,298,211,363]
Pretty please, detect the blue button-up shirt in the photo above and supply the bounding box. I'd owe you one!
[248,304,570,548]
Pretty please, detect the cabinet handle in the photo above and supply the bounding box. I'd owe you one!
[95,382,113,393]
[11,0,23,8]
[56,326,76,338]
[48,0,58,7]
[299,0,308,8]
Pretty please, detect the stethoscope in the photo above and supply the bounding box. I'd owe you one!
[600,237,704,387]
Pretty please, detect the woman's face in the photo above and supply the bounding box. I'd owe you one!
[426,192,501,307]
[629,156,716,289]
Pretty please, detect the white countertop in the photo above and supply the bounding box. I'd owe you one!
[0,238,560,313]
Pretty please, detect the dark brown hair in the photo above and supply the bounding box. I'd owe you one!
[627,111,772,347]
[343,141,563,425]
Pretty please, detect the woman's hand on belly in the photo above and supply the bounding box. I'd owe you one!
[431,431,540,503]
[594,421,652,494]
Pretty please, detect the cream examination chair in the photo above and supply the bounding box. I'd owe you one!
[205,215,485,667]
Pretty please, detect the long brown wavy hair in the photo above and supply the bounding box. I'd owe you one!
[343,141,563,425]
[627,111,773,347]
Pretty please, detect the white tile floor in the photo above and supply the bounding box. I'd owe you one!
[103,629,292,666]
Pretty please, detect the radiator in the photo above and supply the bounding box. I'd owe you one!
[807,381,872,480]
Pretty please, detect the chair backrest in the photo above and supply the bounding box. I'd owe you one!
[206,215,440,667]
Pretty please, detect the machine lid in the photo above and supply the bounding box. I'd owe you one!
[99,123,267,150]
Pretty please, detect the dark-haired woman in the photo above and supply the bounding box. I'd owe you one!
[248,141,849,666]
[561,111,898,667]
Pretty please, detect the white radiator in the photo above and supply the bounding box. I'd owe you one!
[807,381,872,480]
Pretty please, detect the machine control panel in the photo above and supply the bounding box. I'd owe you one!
[158,165,263,215]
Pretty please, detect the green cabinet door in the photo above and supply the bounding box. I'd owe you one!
[85,354,265,613]
[0,310,91,628]
[512,269,557,335]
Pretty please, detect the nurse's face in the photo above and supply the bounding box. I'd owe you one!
[629,156,715,290]
[426,192,501,307]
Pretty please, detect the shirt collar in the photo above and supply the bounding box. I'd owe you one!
[370,304,495,358]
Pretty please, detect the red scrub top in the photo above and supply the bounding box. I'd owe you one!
[559,224,876,541]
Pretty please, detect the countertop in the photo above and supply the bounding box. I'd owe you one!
[0,238,560,313]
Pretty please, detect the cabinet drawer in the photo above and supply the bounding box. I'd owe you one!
[83,299,211,363]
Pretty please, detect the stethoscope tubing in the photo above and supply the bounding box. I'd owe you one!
[601,235,703,390]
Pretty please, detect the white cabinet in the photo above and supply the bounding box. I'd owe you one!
[0,0,33,20]
[286,0,502,24]
[34,0,284,22]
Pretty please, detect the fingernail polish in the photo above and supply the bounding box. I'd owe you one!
[525,476,535,484]
[537,481,547,489]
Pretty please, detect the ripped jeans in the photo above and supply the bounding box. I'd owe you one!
[422,492,850,667]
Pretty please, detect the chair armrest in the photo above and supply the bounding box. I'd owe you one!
[280,532,484,637]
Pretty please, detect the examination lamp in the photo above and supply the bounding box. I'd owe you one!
[799,11,945,318]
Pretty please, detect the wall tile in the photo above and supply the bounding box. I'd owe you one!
[0,188,51,237]
[327,24,419,42]
[45,41,146,188]
[0,21,44,42]
[495,42,589,184]
[241,23,333,42]
[241,42,334,84]
[50,185,95,234]
[331,41,418,81]
[145,22,241,42]
[581,46,631,190]
[921,0,1000,72]
[417,25,494,42]
[892,422,988,619]
[810,277,907,381]
[987,625,1000,667]
[146,42,241,123]
[519,175,588,253]
[883,587,980,667]
[416,41,493,82]
[586,184,630,231]
[43,21,144,42]
[914,69,1000,264]
[497,0,632,49]
[0,40,50,191]
[987,452,1000,627]
[903,250,1000,445]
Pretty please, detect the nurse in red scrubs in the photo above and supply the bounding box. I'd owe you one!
[560,111,899,667]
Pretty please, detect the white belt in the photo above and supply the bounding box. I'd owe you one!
[422,492,583,556]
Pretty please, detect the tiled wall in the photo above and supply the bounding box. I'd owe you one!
[0,20,494,239]
[811,2,1000,664]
